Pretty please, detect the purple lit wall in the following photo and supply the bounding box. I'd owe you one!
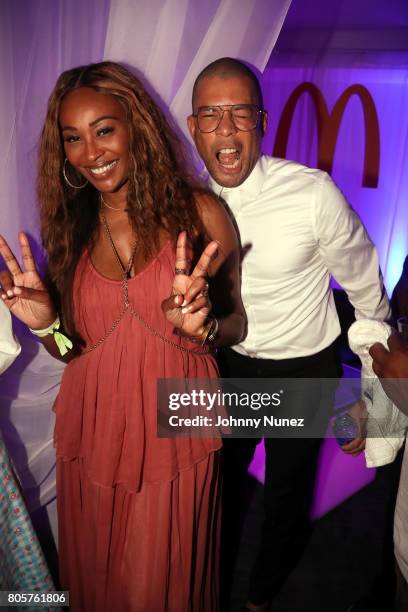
[257,0,408,291]
[260,51,408,292]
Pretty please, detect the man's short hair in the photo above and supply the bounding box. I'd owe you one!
[192,57,263,110]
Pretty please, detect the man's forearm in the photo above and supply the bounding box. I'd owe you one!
[213,312,246,348]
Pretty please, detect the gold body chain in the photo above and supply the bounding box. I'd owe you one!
[82,213,209,356]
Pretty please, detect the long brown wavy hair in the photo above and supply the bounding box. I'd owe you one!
[38,61,207,346]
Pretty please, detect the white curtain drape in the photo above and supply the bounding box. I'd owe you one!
[0,0,111,543]
[104,0,292,137]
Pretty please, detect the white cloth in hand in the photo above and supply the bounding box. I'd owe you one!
[348,319,408,467]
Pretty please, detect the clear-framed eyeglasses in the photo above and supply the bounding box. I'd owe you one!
[193,104,264,133]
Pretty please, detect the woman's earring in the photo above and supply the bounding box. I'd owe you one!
[63,158,88,189]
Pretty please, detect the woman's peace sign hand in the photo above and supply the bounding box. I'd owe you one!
[0,233,56,330]
[161,232,218,339]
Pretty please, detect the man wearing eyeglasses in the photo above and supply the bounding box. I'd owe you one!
[188,58,390,612]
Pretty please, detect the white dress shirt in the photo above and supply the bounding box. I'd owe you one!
[210,155,391,360]
[0,300,21,375]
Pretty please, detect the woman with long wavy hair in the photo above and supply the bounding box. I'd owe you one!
[0,61,245,611]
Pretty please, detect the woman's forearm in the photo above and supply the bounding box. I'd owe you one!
[37,333,75,363]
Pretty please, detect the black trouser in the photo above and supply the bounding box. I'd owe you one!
[218,343,341,608]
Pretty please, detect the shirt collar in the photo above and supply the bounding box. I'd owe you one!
[208,156,265,200]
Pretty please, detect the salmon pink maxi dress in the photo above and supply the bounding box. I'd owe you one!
[53,240,222,612]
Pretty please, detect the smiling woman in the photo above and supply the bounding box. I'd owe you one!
[60,87,130,196]
[0,61,245,612]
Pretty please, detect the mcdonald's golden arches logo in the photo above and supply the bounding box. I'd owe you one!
[273,83,380,188]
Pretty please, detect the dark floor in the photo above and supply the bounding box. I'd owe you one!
[229,447,404,612]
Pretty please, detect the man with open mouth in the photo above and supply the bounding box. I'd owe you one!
[188,57,391,612]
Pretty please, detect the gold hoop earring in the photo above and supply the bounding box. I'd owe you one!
[63,158,88,189]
